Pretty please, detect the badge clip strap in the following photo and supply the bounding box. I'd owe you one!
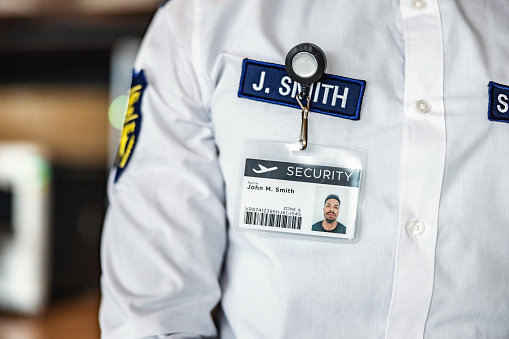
[285,43,327,151]
[296,92,310,150]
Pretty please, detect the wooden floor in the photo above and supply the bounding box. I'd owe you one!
[0,291,100,339]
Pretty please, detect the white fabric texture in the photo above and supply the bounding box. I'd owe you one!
[100,0,509,338]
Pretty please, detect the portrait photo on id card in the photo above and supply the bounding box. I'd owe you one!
[311,185,354,237]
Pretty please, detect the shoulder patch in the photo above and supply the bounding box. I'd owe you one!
[238,59,366,120]
[114,70,147,183]
[488,81,509,123]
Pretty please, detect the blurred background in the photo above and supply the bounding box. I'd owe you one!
[0,0,160,337]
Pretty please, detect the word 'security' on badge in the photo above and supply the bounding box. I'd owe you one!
[488,81,509,123]
[234,141,365,240]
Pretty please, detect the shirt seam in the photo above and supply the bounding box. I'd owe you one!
[191,0,208,108]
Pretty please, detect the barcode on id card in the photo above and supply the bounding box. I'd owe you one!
[243,211,302,229]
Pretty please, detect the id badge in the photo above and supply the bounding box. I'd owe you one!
[234,140,365,240]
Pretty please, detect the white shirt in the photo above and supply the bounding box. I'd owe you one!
[100,0,509,338]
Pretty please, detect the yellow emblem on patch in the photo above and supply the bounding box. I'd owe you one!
[114,70,147,182]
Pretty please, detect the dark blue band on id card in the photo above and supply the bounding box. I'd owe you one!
[238,59,366,120]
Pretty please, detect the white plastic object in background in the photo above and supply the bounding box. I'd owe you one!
[0,143,51,315]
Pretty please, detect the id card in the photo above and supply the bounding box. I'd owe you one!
[234,140,365,240]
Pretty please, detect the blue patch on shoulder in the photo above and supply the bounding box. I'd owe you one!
[114,69,147,183]
[488,81,509,123]
[238,59,366,120]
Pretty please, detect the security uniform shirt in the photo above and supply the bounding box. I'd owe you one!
[312,221,347,234]
[100,0,509,338]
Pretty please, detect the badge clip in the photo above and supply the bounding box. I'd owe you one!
[296,94,310,150]
[285,43,327,150]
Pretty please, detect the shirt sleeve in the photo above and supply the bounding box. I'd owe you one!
[99,1,227,338]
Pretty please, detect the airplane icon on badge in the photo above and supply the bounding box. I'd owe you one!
[253,164,278,174]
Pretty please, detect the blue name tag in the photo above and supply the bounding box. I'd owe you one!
[488,82,509,123]
[238,59,366,120]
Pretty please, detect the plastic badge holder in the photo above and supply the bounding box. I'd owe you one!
[234,140,366,241]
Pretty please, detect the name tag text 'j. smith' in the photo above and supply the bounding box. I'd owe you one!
[238,59,366,120]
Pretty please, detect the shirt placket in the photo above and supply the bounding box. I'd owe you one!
[386,0,446,337]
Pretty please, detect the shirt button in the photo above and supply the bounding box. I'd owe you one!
[416,100,431,113]
[411,0,427,10]
[407,220,425,237]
